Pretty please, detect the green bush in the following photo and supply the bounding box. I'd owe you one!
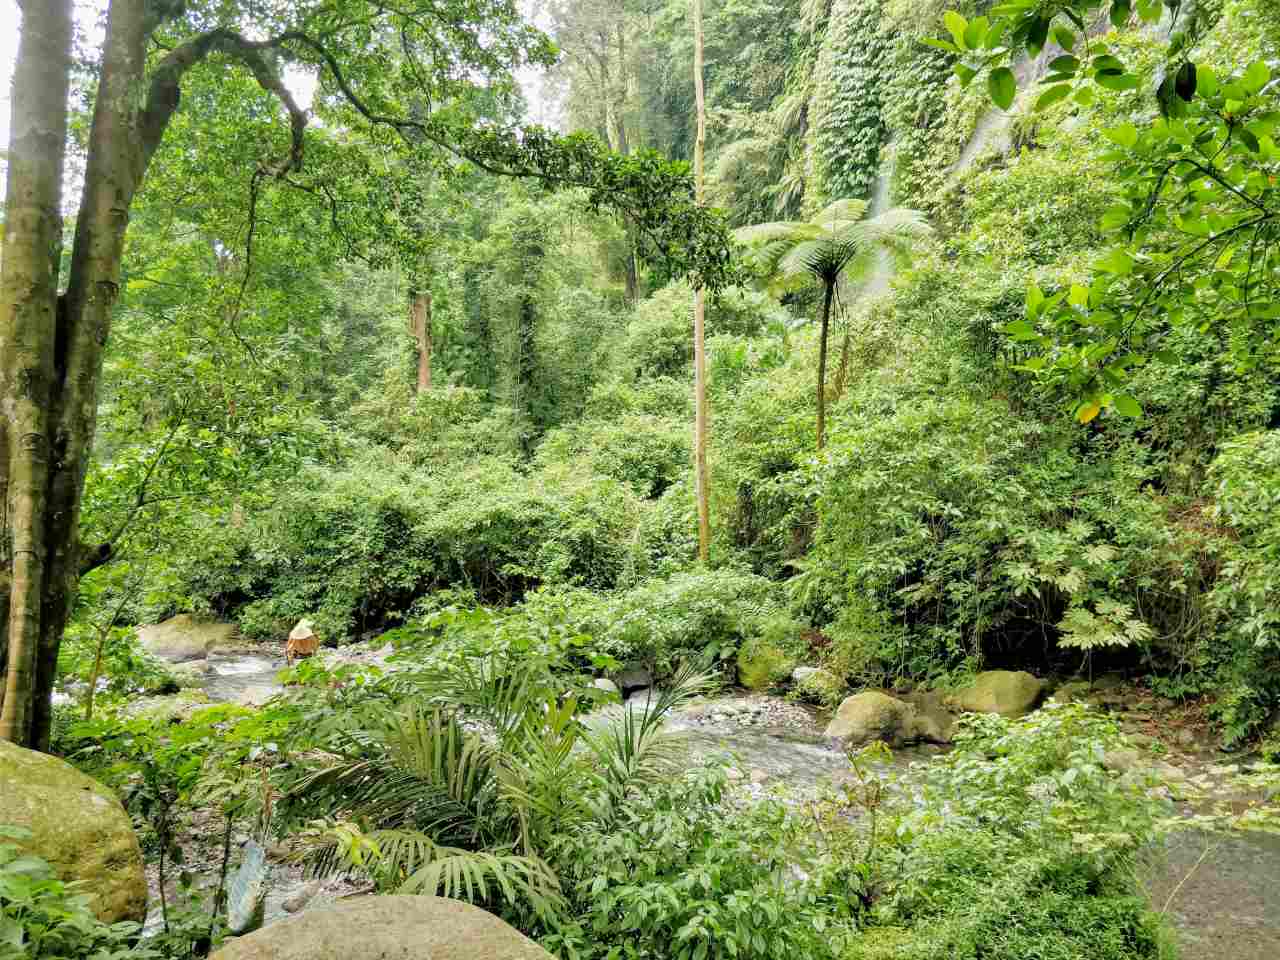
[184,457,640,641]
[535,414,690,499]
[858,703,1173,960]
[619,282,773,381]
[548,765,857,960]
[584,569,785,680]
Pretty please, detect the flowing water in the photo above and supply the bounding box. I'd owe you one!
[202,652,285,705]
[194,658,1280,956]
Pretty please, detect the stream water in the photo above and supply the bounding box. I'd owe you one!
[197,655,1280,957]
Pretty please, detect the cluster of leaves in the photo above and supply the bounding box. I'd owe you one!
[0,827,147,960]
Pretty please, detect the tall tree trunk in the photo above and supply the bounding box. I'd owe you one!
[0,0,74,744]
[692,0,711,563]
[816,283,834,451]
[410,288,432,393]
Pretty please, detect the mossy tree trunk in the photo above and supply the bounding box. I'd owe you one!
[0,0,306,749]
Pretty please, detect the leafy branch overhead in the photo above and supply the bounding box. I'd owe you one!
[931,0,1278,420]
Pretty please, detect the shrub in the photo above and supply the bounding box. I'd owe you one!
[584,569,785,680]
[187,457,640,641]
[535,414,690,499]
[619,282,774,381]
[547,765,857,960]
[859,703,1173,960]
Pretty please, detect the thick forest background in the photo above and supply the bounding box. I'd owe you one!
[3,0,1280,750]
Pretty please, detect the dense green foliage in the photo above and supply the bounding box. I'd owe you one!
[17,0,1280,955]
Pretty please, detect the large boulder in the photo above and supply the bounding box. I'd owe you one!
[139,614,238,663]
[949,670,1045,717]
[825,691,937,748]
[210,895,553,960]
[0,740,146,923]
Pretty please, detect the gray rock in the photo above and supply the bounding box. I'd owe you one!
[210,895,554,960]
[591,678,620,698]
[281,880,322,914]
[1104,748,1144,774]
[616,667,652,697]
[138,614,238,663]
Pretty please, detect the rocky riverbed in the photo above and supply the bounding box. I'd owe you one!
[131,650,1280,958]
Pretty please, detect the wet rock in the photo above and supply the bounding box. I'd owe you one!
[749,768,769,784]
[282,880,323,914]
[950,670,1045,717]
[0,740,146,923]
[139,614,238,663]
[210,895,554,959]
[616,667,652,698]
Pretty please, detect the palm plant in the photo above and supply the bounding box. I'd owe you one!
[284,656,711,924]
[735,199,931,449]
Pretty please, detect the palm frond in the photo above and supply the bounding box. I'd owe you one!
[733,220,817,247]
[778,237,855,283]
[287,708,505,850]
[401,845,565,924]
[408,654,555,746]
[583,664,712,823]
[855,207,933,249]
[813,198,869,228]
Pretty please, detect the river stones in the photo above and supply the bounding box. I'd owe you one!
[949,670,1045,717]
[825,691,935,748]
[0,740,146,923]
[209,895,554,959]
[139,614,238,663]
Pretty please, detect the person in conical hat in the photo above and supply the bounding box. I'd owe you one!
[286,618,320,665]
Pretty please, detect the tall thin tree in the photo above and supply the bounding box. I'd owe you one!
[691,0,711,562]
[0,0,74,744]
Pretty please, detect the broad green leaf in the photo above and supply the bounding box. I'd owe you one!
[954,63,977,86]
[988,67,1017,109]
[1004,319,1037,340]
[1197,64,1219,98]
[964,17,989,49]
[1098,249,1134,275]
[1068,284,1089,307]
[1244,60,1271,94]
[1103,123,1139,148]
[1113,394,1143,417]
[1096,71,1140,92]
[921,38,960,52]
[1077,402,1102,424]
[944,11,968,48]
[1048,55,1080,74]
[1051,25,1075,51]
[1036,83,1073,111]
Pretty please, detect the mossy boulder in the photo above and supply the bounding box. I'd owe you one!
[792,667,846,707]
[138,614,238,662]
[950,670,1045,717]
[825,691,936,747]
[0,740,146,923]
[737,641,795,691]
[209,895,553,959]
